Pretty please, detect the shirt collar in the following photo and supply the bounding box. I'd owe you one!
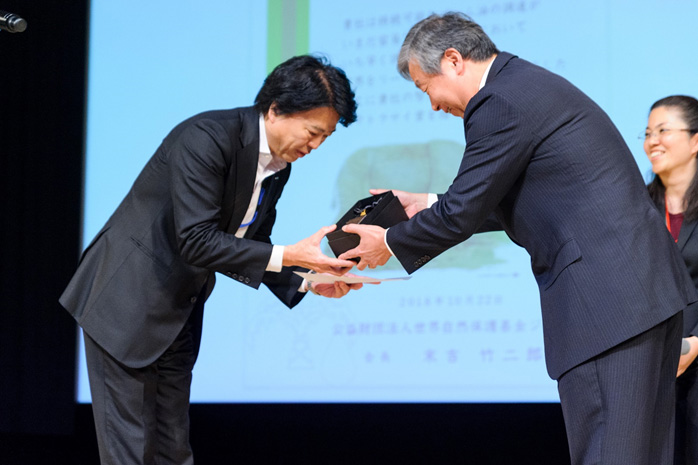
[258,114,270,155]
[258,113,287,172]
[478,56,496,90]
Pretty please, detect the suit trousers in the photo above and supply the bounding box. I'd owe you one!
[675,357,698,465]
[557,312,682,465]
[84,298,204,465]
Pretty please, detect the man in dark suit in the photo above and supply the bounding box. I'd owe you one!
[60,55,360,465]
[339,13,696,464]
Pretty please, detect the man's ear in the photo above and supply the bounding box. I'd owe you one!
[442,48,464,73]
[267,102,279,122]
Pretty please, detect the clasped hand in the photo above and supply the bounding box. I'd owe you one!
[338,224,391,271]
[309,273,366,298]
[283,226,366,297]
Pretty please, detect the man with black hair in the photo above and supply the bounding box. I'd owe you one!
[60,55,360,465]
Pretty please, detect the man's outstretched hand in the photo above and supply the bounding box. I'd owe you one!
[284,225,354,275]
[369,188,428,218]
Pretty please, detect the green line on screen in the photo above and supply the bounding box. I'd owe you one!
[267,0,310,74]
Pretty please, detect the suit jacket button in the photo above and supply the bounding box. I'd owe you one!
[238,276,245,282]
[190,296,197,304]
[232,273,238,280]
[244,277,251,284]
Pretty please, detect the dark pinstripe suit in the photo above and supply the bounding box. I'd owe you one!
[671,216,698,339]
[60,107,306,464]
[654,210,698,465]
[387,52,696,464]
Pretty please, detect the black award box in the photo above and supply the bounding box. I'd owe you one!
[327,191,408,260]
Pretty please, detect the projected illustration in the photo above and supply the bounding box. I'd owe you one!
[329,140,509,270]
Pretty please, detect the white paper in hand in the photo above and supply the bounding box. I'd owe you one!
[293,271,411,284]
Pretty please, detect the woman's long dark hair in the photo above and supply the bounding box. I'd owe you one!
[647,95,698,221]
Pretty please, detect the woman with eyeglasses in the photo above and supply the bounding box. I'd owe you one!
[644,95,698,465]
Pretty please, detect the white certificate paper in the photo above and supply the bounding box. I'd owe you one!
[294,271,411,284]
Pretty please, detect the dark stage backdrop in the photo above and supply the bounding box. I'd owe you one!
[0,1,570,463]
[1,0,86,435]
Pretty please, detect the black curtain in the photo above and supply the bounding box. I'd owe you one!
[0,0,87,435]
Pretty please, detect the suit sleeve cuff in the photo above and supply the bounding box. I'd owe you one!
[266,245,284,272]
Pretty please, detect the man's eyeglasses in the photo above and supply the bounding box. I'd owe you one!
[639,128,696,141]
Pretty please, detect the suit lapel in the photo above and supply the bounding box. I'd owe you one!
[677,218,698,252]
[243,165,291,239]
[222,108,259,233]
[660,204,697,252]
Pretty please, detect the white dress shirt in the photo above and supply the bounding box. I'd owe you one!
[234,115,287,272]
